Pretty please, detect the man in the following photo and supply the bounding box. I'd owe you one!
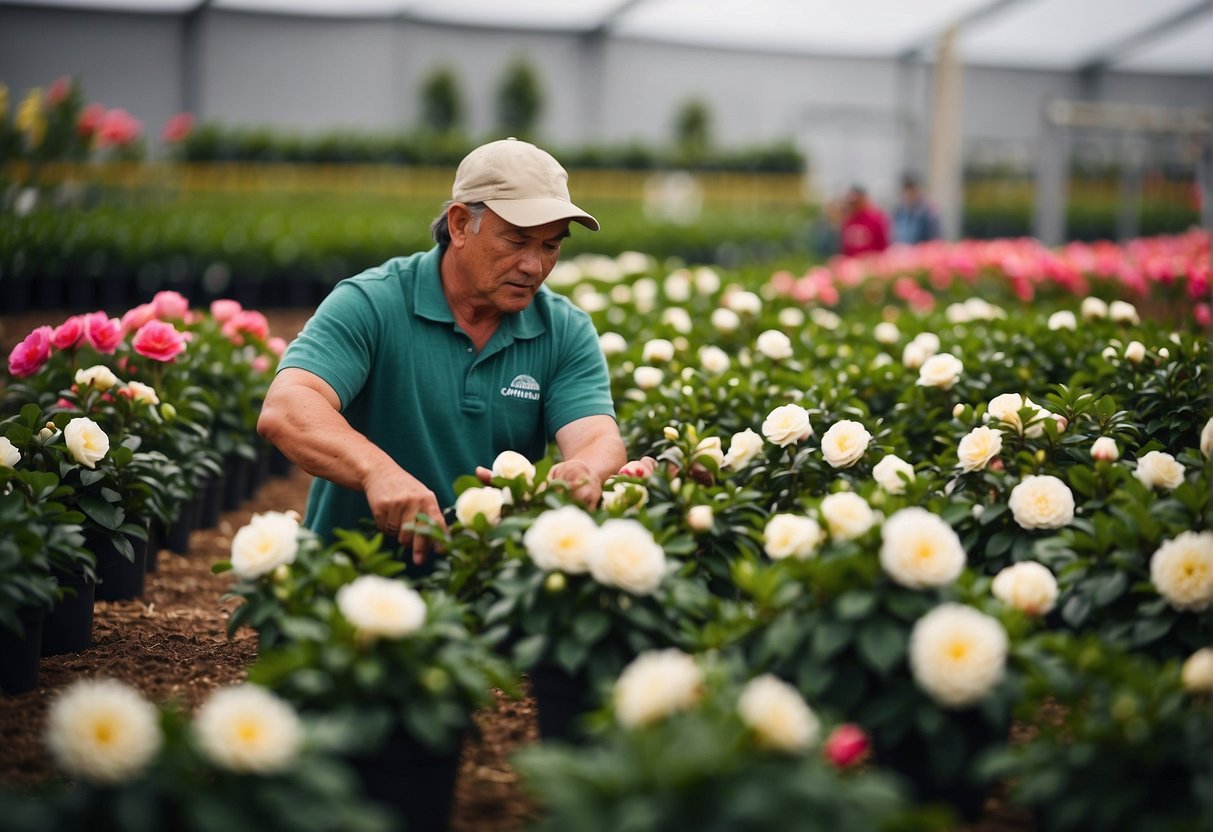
[258,138,626,568]
[892,174,941,245]
[839,184,890,258]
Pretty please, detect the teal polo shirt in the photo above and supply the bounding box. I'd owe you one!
[278,245,615,543]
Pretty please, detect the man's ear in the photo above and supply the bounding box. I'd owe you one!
[447,203,472,247]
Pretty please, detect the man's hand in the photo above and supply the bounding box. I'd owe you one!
[363,467,450,566]
[617,456,658,478]
[547,458,600,508]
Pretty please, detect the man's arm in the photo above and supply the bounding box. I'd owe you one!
[548,414,627,508]
[257,367,448,562]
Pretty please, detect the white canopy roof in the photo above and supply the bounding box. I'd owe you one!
[14,0,1213,74]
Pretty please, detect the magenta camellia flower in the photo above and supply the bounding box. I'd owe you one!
[151,290,190,321]
[823,723,869,769]
[132,320,187,362]
[121,302,157,334]
[51,315,87,350]
[83,311,123,354]
[8,326,53,377]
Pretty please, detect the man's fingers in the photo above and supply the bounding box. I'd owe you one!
[475,466,493,484]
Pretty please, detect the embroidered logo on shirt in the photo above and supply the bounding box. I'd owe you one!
[501,373,541,401]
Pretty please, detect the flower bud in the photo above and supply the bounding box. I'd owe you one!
[39,422,56,441]
[272,564,291,583]
[824,724,869,769]
[543,572,567,594]
[1158,347,1170,361]
[421,667,450,694]
[687,505,714,532]
[160,402,178,421]
[663,426,680,442]
[1123,340,1146,364]
[952,403,965,419]
[1091,436,1119,462]
[1034,449,1047,464]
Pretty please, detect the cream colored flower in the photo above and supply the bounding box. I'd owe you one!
[601,480,649,511]
[912,332,941,356]
[336,575,427,639]
[193,684,303,774]
[692,436,725,469]
[738,674,820,754]
[957,426,1003,472]
[762,404,812,448]
[125,380,160,406]
[63,416,109,469]
[598,332,627,356]
[1123,340,1146,364]
[755,329,794,360]
[1201,417,1213,458]
[663,270,692,301]
[991,561,1058,616]
[633,366,664,390]
[589,518,666,595]
[818,492,875,541]
[873,321,900,344]
[46,678,162,784]
[778,307,805,328]
[987,393,1046,437]
[662,307,693,334]
[1181,647,1213,694]
[1150,531,1213,612]
[917,353,963,389]
[699,345,730,375]
[455,486,507,525]
[695,267,721,294]
[872,454,915,494]
[1134,451,1185,491]
[880,507,965,588]
[687,505,714,532]
[1091,436,1119,462]
[763,514,822,560]
[0,437,20,468]
[909,604,1008,708]
[1080,296,1108,319]
[491,450,535,484]
[1008,475,1075,530]
[642,338,675,363]
[710,307,741,334]
[523,505,598,573]
[1047,310,1077,331]
[723,289,762,316]
[724,428,765,470]
[901,340,929,369]
[614,649,703,728]
[820,420,871,469]
[1109,300,1139,324]
[810,308,841,330]
[230,510,300,578]
[74,364,119,391]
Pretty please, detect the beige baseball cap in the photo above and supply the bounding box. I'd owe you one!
[452,137,599,231]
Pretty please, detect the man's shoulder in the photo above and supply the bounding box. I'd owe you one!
[343,249,434,291]
[534,285,593,325]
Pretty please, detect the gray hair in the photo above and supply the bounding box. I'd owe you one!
[430,201,488,246]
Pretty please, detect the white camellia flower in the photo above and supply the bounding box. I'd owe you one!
[1123,340,1146,364]
[125,380,160,406]
[1091,436,1119,462]
[1109,300,1140,324]
[614,649,703,728]
[957,426,1003,472]
[454,486,508,526]
[1202,417,1213,458]
[917,352,964,389]
[873,321,900,344]
[872,454,915,494]
[909,604,1009,708]
[491,450,535,484]
[912,331,941,356]
[724,289,762,316]
[523,505,599,574]
[601,481,649,511]
[986,392,1046,437]
[901,340,929,369]
[598,332,627,356]
[1149,531,1213,612]
[818,492,875,541]
[991,561,1059,616]
[63,416,110,469]
[1008,475,1075,530]
[710,307,741,334]
[778,307,805,328]
[663,270,692,301]
[1080,296,1109,319]
[692,436,725,468]
[230,510,301,578]
[737,674,820,754]
[819,419,871,469]
[761,404,812,448]
[755,329,794,360]
[642,338,676,363]
[0,436,20,468]
[880,507,965,588]
[695,266,721,294]
[633,366,664,390]
[1181,647,1213,694]
[763,514,822,560]
[1047,310,1077,331]
[74,364,120,391]
[699,345,731,375]
[723,428,765,470]
[588,518,667,595]
[662,307,693,334]
[810,308,842,330]
[46,678,163,784]
[193,684,303,774]
[336,575,427,639]
[687,505,714,533]
[1133,450,1185,491]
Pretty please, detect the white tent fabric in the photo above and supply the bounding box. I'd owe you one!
[12,0,1213,74]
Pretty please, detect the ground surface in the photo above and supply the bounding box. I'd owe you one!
[0,308,1028,830]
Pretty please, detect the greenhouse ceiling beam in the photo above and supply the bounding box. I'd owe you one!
[897,0,1033,61]
[586,0,651,37]
[1078,0,1211,75]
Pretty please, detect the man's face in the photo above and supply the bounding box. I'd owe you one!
[455,207,570,315]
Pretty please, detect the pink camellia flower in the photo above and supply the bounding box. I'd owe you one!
[823,723,869,769]
[46,76,72,107]
[151,290,190,321]
[8,326,53,377]
[83,311,124,354]
[121,302,157,333]
[132,320,187,362]
[267,336,287,357]
[77,104,105,141]
[210,298,242,324]
[222,310,270,344]
[51,315,87,350]
[161,112,195,143]
[95,108,143,148]
[251,355,271,373]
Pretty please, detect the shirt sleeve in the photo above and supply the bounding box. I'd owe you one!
[277,280,379,410]
[543,302,616,438]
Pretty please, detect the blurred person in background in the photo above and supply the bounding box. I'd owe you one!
[892,173,942,245]
[839,184,890,257]
[258,138,626,572]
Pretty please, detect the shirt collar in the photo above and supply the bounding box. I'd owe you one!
[413,245,548,341]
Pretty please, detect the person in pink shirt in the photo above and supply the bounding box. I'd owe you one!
[839,184,890,257]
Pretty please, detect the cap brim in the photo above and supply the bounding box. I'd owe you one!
[484,197,600,232]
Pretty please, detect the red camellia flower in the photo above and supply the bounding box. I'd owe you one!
[77,103,105,141]
[83,311,124,354]
[132,320,187,363]
[823,723,869,769]
[51,315,87,350]
[161,112,195,144]
[8,326,53,377]
[96,108,143,148]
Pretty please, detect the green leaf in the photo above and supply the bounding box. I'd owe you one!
[571,610,610,645]
[835,590,876,620]
[512,632,548,669]
[857,618,906,676]
[77,497,122,530]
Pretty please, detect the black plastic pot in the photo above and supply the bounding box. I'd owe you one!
[166,497,198,555]
[197,473,225,530]
[41,569,96,656]
[90,528,147,602]
[529,664,596,744]
[221,454,251,512]
[345,726,464,832]
[0,606,47,695]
